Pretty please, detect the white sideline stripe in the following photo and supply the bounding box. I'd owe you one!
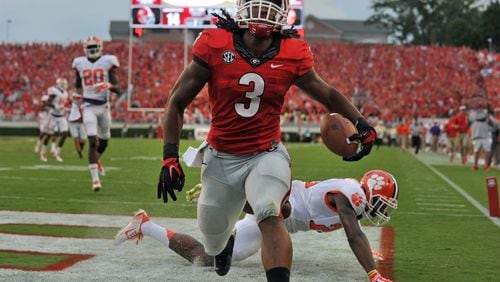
[0,195,194,207]
[398,211,483,217]
[19,165,120,172]
[416,203,466,207]
[416,157,500,227]
[0,211,382,281]
[420,207,471,213]
[0,175,146,185]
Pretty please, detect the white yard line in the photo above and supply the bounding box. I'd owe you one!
[415,155,500,227]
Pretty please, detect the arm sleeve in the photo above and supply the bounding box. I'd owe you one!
[191,31,210,68]
[297,41,314,77]
[110,55,120,68]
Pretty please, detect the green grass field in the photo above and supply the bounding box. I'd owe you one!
[1,137,500,281]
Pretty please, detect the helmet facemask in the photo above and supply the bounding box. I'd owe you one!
[236,0,290,38]
[360,170,399,226]
[83,36,103,60]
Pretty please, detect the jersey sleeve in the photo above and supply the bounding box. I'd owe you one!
[297,41,314,77]
[109,55,120,68]
[71,58,79,70]
[191,31,211,68]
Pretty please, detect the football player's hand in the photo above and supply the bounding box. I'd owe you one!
[157,144,185,204]
[368,270,392,282]
[94,82,112,91]
[343,118,376,162]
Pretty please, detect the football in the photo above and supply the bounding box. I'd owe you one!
[320,113,359,157]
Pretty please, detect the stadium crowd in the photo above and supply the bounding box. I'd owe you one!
[0,41,498,124]
[0,40,499,168]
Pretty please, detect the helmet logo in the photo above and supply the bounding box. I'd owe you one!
[367,174,386,191]
[222,50,236,64]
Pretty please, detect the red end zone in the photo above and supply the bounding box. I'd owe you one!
[378,226,395,280]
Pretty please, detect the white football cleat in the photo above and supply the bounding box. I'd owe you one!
[92,180,101,192]
[97,160,106,176]
[54,153,63,162]
[40,152,48,162]
[114,209,150,245]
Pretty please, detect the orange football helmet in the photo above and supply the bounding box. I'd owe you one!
[360,170,399,226]
[56,77,68,90]
[83,36,103,60]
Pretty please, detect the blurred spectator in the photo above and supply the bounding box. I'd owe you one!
[429,121,441,152]
[374,121,386,149]
[396,120,410,152]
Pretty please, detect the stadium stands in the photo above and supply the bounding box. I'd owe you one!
[0,41,498,124]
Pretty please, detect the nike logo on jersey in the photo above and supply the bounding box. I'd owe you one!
[270,63,284,69]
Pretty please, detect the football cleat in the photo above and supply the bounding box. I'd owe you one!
[54,153,63,162]
[214,230,235,276]
[92,180,101,192]
[40,152,48,162]
[114,209,150,246]
[97,160,106,176]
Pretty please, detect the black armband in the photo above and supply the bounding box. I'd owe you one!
[163,143,179,159]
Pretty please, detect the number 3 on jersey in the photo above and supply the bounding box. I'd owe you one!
[82,69,105,86]
[235,73,264,118]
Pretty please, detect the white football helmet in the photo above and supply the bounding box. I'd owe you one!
[56,77,68,90]
[236,0,290,37]
[83,36,103,60]
[360,170,399,226]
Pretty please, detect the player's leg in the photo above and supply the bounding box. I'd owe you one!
[232,214,262,262]
[95,105,111,176]
[115,209,213,266]
[70,123,83,158]
[246,143,292,281]
[472,139,480,170]
[197,149,247,275]
[83,105,101,190]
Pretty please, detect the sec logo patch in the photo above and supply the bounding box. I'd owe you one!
[222,50,235,64]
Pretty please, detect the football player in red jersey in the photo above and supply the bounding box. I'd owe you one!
[120,170,397,282]
[158,1,376,281]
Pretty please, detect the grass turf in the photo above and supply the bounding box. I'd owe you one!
[1,137,500,280]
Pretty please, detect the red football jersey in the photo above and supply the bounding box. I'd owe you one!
[192,29,313,154]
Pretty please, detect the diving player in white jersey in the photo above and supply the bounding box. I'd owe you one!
[115,170,398,282]
[72,36,121,192]
[39,78,69,162]
[68,92,87,159]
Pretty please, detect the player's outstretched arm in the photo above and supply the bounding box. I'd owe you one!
[158,61,209,204]
[295,69,376,161]
[295,69,363,124]
[332,194,392,282]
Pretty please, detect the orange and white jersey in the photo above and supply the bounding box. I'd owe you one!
[285,178,367,233]
[68,94,83,122]
[72,55,119,103]
[47,86,68,117]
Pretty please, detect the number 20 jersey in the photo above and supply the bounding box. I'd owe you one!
[192,29,313,154]
[72,55,119,103]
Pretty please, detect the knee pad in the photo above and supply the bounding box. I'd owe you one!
[97,138,108,154]
[197,204,232,256]
[253,199,281,223]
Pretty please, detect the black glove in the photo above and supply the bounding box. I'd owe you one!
[157,143,185,203]
[343,118,377,162]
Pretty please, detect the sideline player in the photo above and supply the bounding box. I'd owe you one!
[68,92,87,159]
[72,36,121,191]
[39,78,69,162]
[158,1,376,280]
[34,93,51,156]
[117,170,397,282]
